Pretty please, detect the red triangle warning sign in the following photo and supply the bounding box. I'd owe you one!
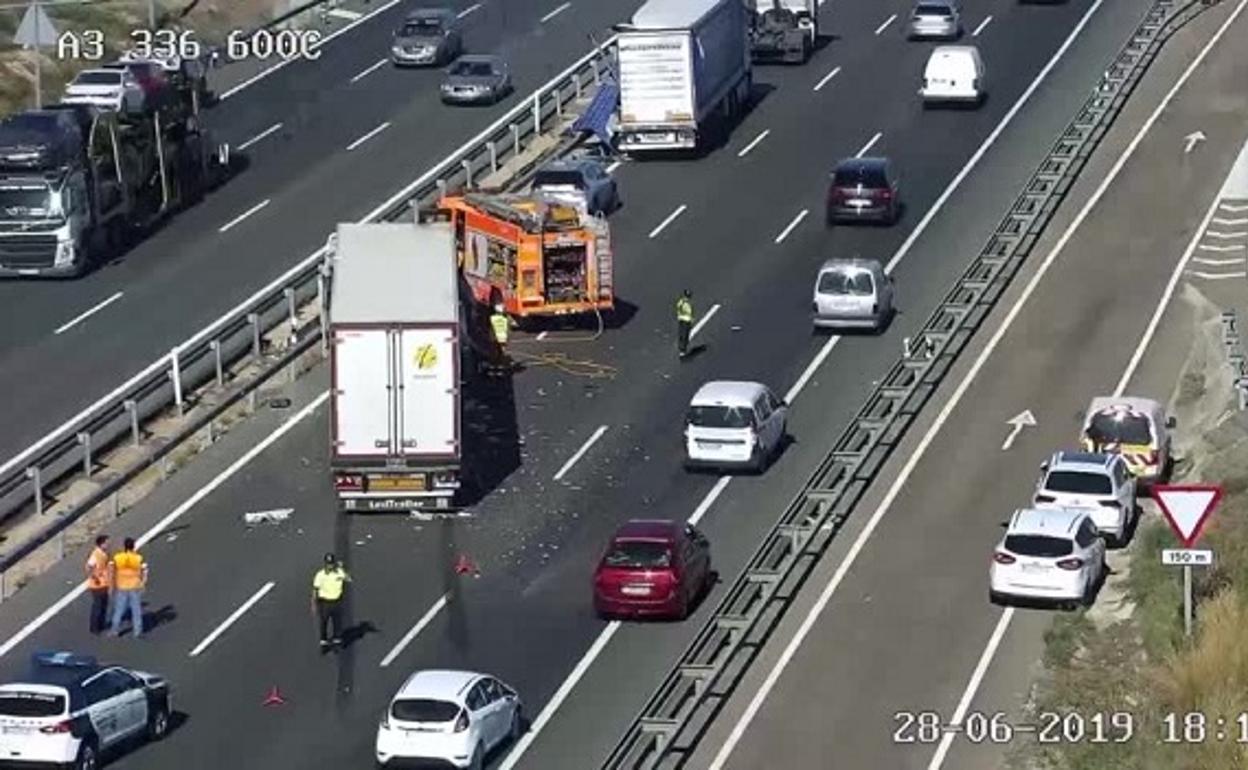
[1153,484,1223,548]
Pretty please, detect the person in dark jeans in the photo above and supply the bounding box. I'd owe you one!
[85,535,110,634]
[311,553,351,649]
[675,290,694,358]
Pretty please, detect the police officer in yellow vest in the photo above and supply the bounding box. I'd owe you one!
[311,553,351,649]
[675,290,694,358]
[489,304,510,375]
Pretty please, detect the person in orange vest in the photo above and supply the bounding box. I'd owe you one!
[85,534,111,634]
[109,538,148,638]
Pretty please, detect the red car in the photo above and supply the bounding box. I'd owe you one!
[593,519,712,620]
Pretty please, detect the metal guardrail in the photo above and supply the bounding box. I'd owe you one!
[0,35,617,578]
[1219,310,1248,410]
[600,0,1211,765]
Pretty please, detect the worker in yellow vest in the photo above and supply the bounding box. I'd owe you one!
[675,290,694,358]
[85,534,111,634]
[109,538,148,638]
[312,553,351,649]
[489,304,511,376]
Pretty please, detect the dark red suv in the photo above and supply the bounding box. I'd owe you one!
[826,156,900,225]
[593,520,712,620]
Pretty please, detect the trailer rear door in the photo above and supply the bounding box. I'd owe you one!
[332,327,393,457]
[396,326,459,458]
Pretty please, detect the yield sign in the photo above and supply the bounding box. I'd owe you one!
[1153,484,1223,548]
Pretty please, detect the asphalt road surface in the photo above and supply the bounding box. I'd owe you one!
[0,0,639,463]
[0,0,1188,767]
[686,3,1248,769]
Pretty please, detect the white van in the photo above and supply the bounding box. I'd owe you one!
[684,381,788,473]
[919,45,985,105]
[812,258,894,331]
[1079,396,1175,483]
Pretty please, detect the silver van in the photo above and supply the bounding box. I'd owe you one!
[812,258,894,331]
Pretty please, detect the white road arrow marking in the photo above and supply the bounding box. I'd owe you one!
[1000,410,1036,450]
[1184,130,1206,154]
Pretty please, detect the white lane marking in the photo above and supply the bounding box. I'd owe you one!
[501,472,730,768]
[713,0,1231,760]
[784,336,841,404]
[649,204,688,238]
[218,199,271,233]
[738,129,771,157]
[690,303,721,340]
[189,582,276,657]
[53,292,124,335]
[874,13,897,34]
[328,7,363,20]
[1206,230,1248,238]
[457,2,482,18]
[1214,217,1248,225]
[0,392,330,660]
[536,330,550,341]
[347,121,391,151]
[1198,243,1245,251]
[605,160,622,174]
[552,425,609,481]
[813,65,841,92]
[929,7,1247,768]
[1222,203,1248,212]
[855,131,882,158]
[687,476,732,526]
[924,610,1014,767]
[236,122,283,151]
[1193,256,1246,266]
[380,593,450,667]
[219,0,403,100]
[774,209,809,244]
[349,58,388,83]
[499,622,623,769]
[883,0,1107,274]
[972,15,992,36]
[1189,270,1248,280]
[540,2,571,22]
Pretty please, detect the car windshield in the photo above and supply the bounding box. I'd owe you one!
[1044,470,1112,495]
[391,698,460,723]
[818,269,873,296]
[1085,411,1153,446]
[1004,534,1074,558]
[451,61,496,77]
[400,19,442,34]
[534,170,585,188]
[75,71,121,85]
[0,187,53,218]
[0,692,66,717]
[833,165,887,187]
[916,3,953,15]
[687,404,755,429]
[603,540,672,568]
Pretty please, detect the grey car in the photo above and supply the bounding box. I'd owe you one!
[532,158,619,215]
[392,8,462,67]
[440,55,513,105]
[812,258,894,331]
[906,0,962,39]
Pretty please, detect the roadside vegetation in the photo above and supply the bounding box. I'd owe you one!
[0,0,294,117]
[1012,290,1248,770]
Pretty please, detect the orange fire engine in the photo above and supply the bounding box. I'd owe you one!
[439,191,615,319]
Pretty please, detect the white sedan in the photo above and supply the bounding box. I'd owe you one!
[989,507,1106,609]
[376,669,522,770]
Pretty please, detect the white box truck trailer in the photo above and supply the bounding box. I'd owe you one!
[329,222,462,512]
[615,0,753,152]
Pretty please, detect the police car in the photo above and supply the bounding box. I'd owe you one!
[0,652,171,770]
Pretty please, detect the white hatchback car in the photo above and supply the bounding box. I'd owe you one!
[812,258,894,331]
[375,670,522,770]
[684,381,788,473]
[989,507,1106,609]
[1033,451,1137,546]
[61,69,145,113]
